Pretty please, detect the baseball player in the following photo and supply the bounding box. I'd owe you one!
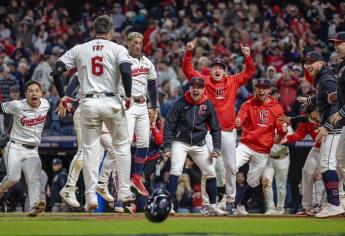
[234,78,287,216]
[328,32,345,211]
[298,51,345,217]
[163,77,228,216]
[58,74,118,208]
[182,38,256,214]
[98,32,158,197]
[279,105,323,216]
[0,80,49,217]
[262,143,290,215]
[51,15,133,212]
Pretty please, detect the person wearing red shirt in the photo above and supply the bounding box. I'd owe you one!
[280,105,322,216]
[235,78,287,215]
[182,38,256,214]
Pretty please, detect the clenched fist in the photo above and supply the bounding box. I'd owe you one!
[186,38,197,51]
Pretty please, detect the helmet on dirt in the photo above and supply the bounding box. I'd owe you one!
[144,188,172,223]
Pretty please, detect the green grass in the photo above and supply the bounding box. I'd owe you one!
[0,213,345,235]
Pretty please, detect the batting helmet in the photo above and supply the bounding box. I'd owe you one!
[144,188,172,223]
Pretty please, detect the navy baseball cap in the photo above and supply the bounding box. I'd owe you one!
[52,158,62,165]
[301,51,323,63]
[189,77,205,87]
[211,58,227,70]
[255,78,271,88]
[329,32,345,43]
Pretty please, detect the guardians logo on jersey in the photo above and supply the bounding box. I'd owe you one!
[20,115,47,126]
[259,110,268,125]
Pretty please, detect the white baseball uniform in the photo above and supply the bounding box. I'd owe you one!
[0,98,49,208]
[262,144,290,212]
[201,132,226,206]
[126,55,156,147]
[59,38,132,204]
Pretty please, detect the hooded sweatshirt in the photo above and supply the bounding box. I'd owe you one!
[237,96,286,153]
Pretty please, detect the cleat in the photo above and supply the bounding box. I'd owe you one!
[130,174,149,197]
[114,201,124,213]
[314,203,345,218]
[265,208,277,215]
[28,200,46,217]
[236,204,249,216]
[60,186,80,208]
[208,205,229,216]
[84,201,98,212]
[276,207,285,215]
[96,183,114,202]
[226,202,236,215]
[200,205,210,215]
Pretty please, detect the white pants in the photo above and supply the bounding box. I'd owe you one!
[0,142,41,208]
[262,154,290,210]
[205,131,236,202]
[126,102,150,147]
[236,143,269,188]
[80,96,131,203]
[320,133,340,172]
[66,108,117,187]
[202,133,226,205]
[301,147,322,210]
[336,127,345,198]
[170,141,216,178]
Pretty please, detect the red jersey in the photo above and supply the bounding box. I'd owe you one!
[286,121,321,148]
[182,51,256,131]
[237,96,286,153]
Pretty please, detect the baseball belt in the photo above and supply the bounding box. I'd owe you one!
[84,93,115,98]
[270,152,289,160]
[133,97,146,103]
[10,140,37,149]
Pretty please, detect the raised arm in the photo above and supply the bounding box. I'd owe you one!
[182,38,203,80]
[232,43,256,86]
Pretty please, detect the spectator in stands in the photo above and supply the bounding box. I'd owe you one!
[46,85,60,135]
[0,65,19,102]
[49,158,68,212]
[31,55,53,94]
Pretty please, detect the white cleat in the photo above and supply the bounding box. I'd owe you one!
[236,204,249,216]
[314,203,345,218]
[265,208,277,215]
[96,183,114,202]
[208,205,229,216]
[60,186,80,208]
[85,201,98,212]
[28,200,46,217]
[276,207,285,215]
[170,203,176,215]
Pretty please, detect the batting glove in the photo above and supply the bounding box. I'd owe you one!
[124,97,133,110]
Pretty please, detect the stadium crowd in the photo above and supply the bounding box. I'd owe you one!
[0,0,345,214]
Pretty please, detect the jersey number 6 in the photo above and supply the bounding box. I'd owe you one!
[91,56,104,76]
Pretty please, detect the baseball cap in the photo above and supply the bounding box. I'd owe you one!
[328,32,345,43]
[255,78,271,88]
[52,158,62,165]
[301,51,323,63]
[189,77,205,87]
[211,58,227,70]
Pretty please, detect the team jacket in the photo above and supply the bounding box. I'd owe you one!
[286,120,321,148]
[306,67,345,132]
[163,92,221,153]
[237,96,286,153]
[182,51,256,131]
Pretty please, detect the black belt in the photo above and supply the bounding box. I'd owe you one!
[133,98,146,103]
[11,140,36,149]
[270,153,289,160]
[85,93,115,98]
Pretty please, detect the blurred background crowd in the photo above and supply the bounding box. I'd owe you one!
[0,0,344,213]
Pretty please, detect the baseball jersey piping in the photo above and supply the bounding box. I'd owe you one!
[327,134,335,170]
